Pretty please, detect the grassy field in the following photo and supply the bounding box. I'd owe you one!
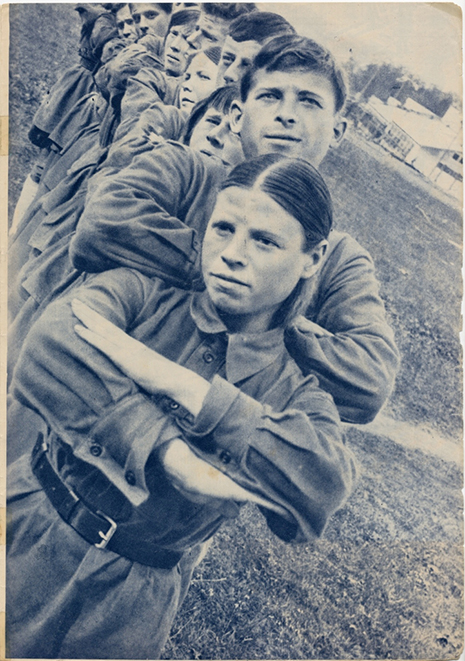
[8,5,463,660]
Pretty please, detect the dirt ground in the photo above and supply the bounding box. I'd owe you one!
[7,4,464,660]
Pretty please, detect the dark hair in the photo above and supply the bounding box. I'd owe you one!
[183,85,240,145]
[219,153,332,325]
[203,45,222,66]
[241,34,347,113]
[129,3,172,14]
[222,153,332,249]
[166,6,199,31]
[183,44,221,74]
[228,11,295,44]
[203,3,256,22]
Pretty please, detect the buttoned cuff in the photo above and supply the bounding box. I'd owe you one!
[178,375,261,470]
[75,393,180,505]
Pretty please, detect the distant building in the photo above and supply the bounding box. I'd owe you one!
[347,95,462,196]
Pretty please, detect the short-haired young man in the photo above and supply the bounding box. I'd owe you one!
[217,11,295,86]
[130,2,172,38]
[70,34,399,425]
[230,34,399,422]
[186,2,256,51]
[115,3,138,43]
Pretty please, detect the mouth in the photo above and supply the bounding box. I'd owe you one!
[181,96,195,106]
[264,134,302,143]
[166,53,179,63]
[211,273,250,287]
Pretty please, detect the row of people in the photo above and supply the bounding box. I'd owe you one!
[7,5,400,658]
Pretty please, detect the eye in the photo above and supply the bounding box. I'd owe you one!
[205,117,221,125]
[145,12,158,19]
[256,91,279,101]
[133,14,141,23]
[301,97,323,109]
[117,21,124,29]
[127,19,134,26]
[198,72,211,81]
[212,221,234,236]
[254,234,280,249]
[222,55,234,65]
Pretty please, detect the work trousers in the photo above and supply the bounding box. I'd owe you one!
[6,454,201,659]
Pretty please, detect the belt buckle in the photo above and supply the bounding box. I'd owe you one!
[95,511,117,549]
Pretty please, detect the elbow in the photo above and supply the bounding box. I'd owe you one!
[69,232,103,273]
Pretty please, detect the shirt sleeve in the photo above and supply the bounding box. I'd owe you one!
[177,375,357,544]
[118,68,168,138]
[69,143,203,286]
[11,269,182,506]
[285,232,400,424]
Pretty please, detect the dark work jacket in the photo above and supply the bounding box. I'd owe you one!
[11,268,356,548]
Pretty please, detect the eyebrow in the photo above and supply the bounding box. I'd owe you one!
[255,86,282,97]
[250,228,285,245]
[298,90,325,103]
[201,27,216,41]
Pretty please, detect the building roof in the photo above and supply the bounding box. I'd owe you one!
[367,97,461,152]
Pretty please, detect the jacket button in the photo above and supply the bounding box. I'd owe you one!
[169,400,180,410]
[219,450,232,465]
[89,444,102,457]
[125,470,136,486]
[203,351,214,363]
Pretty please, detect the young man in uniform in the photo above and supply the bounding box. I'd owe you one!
[115,3,138,43]
[216,10,295,87]
[70,34,399,425]
[186,2,256,52]
[130,2,172,39]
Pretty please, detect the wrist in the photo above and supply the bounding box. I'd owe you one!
[163,365,210,417]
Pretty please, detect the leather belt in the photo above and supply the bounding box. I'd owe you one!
[31,433,183,570]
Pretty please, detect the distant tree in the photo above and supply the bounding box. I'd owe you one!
[347,61,455,117]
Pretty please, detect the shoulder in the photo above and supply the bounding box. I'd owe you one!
[271,349,339,416]
[326,230,373,263]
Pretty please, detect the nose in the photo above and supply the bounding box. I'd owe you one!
[206,120,227,150]
[139,16,149,32]
[187,29,201,50]
[221,233,247,267]
[171,34,183,52]
[276,97,296,127]
[223,62,239,85]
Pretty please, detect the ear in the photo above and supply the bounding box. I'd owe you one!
[301,240,328,280]
[229,100,244,136]
[330,117,347,149]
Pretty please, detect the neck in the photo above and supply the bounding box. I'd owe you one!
[217,309,276,335]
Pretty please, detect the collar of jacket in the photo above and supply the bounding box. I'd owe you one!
[190,290,286,384]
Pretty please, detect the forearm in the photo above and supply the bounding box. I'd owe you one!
[177,376,357,542]
[70,148,200,284]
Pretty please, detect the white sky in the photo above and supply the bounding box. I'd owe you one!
[261,3,462,96]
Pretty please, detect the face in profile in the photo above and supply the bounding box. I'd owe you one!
[217,36,262,86]
[179,52,218,110]
[186,12,230,51]
[116,5,138,43]
[202,186,322,333]
[189,108,243,168]
[164,23,196,76]
[232,68,346,168]
[131,3,170,39]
